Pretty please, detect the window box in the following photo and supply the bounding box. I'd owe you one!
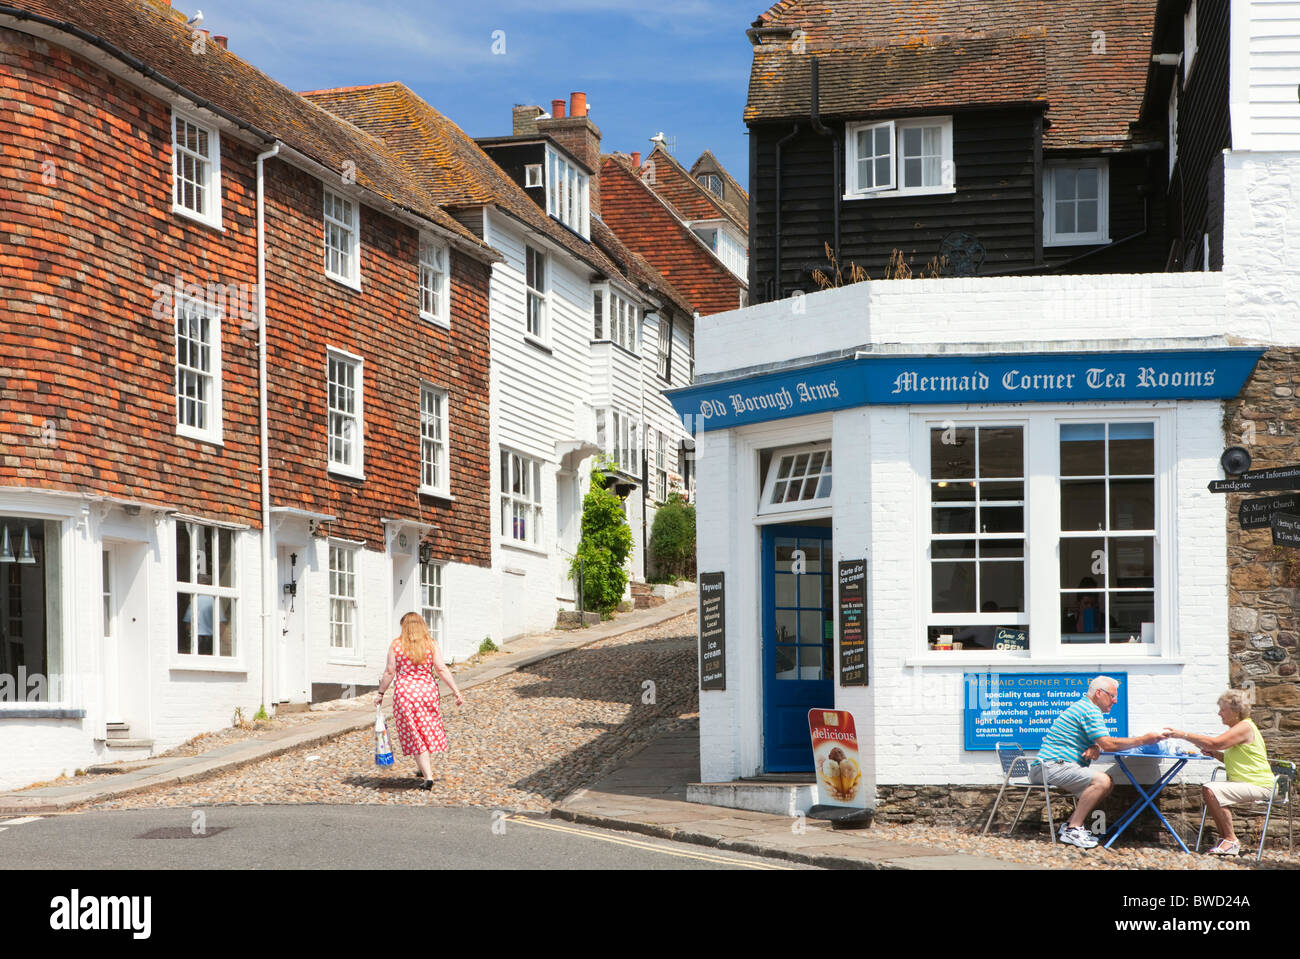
[324,188,361,289]
[172,111,223,229]
[1044,161,1110,246]
[845,116,955,199]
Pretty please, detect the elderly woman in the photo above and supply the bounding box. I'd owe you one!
[376,612,465,790]
[1165,689,1276,856]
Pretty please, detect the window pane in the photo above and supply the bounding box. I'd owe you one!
[798,574,823,606]
[874,126,890,155]
[980,539,1024,559]
[932,507,975,534]
[982,481,1024,502]
[1109,537,1155,587]
[1055,201,1075,234]
[1109,423,1154,474]
[800,540,822,572]
[195,524,214,586]
[904,157,922,187]
[931,428,975,479]
[858,158,874,189]
[775,572,796,607]
[218,529,234,588]
[1055,168,1077,201]
[1062,592,1106,640]
[219,597,234,657]
[902,126,922,156]
[980,562,1024,612]
[932,481,976,503]
[177,593,192,655]
[195,595,215,655]
[980,506,1023,533]
[1110,479,1154,530]
[933,562,976,612]
[1061,538,1106,589]
[979,427,1023,478]
[176,522,192,583]
[1110,591,1154,642]
[1061,480,1105,530]
[1060,423,1105,475]
[932,540,976,559]
[874,156,890,187]
[1077,167,1098,199]
[1076,200,1098,235]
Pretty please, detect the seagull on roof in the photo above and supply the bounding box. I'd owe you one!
[187,9,203,27]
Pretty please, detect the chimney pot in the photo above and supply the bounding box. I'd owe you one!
[570,92,588,118]
[551,98,566,119]
[214,35,228,49]
[631,151,642,168]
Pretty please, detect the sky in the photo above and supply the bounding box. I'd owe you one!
[194,0,763,190]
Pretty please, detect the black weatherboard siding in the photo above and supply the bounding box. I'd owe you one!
[479,141,547,209]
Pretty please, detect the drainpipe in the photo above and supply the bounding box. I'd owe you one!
[808,58,841,263]
[257,141,281,714]
[774,123,801,300]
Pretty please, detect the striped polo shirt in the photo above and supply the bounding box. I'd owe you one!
[1038,696,1109,765]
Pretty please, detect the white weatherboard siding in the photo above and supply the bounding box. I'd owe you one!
[643,313,697,575]
[1230,0,1300,151]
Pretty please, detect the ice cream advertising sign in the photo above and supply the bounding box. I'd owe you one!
[808,709,866,809]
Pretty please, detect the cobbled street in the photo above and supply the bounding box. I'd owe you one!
[81,612,699,814]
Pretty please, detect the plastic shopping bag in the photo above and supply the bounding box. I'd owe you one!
[374,707,394,766]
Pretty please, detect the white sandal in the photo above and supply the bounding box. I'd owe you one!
[1207,839,1241,856]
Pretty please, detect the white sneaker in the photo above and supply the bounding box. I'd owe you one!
[1058,825,1098,849]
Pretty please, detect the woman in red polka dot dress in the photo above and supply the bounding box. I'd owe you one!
[376,612,465,790]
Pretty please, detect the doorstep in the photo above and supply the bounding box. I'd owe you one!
[687,779,819,816]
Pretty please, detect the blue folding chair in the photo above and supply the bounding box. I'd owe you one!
[1196,759,1296,862]
[983,742,1059,842]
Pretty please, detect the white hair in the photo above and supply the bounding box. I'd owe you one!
[1089,675,1119,695]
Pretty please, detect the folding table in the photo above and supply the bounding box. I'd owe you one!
[1101,748,1216,852]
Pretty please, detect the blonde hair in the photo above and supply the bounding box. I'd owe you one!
[397,612,435,665]
[1218,689,1252,719]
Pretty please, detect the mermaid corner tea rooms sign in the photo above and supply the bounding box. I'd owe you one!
[667,348,1264,433]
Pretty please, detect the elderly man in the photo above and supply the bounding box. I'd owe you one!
[1030,675,1166,848]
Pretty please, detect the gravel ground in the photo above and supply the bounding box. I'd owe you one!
[80,614,699,814]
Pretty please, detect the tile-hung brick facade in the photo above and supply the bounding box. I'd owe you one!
[0,0,497,789]
[668,0,1300,842]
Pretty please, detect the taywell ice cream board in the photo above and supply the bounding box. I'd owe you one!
[808,709,865,809]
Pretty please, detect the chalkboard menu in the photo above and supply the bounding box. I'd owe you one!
[698,572,726,691]
[837,559,867,686]
[1273,513,1300,548]
[1240,494,1300,530]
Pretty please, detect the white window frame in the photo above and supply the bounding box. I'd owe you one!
[419,384,450,497]
[525,245,548,343]
[327,348,365,479]
[525,163,543,188]
[174,520,239,662]
[758,442,834,516]
[419,236,450,328]
[500,448,545,549]
[654,430,668,503]
[544,147,590,238]
[606,409,641,476]
[911,407,1173,662]
[1168,80,1179,183]
[323,188,361,290]
[592,285,639,354]
[655,314,673,381]
[175,293,223,444]
[1043,160,1110,247]
[328,542,360,658]
[171,110,223,229]
[1183,0,1198,87]
[420,560,444,648]
[845,116,955,199]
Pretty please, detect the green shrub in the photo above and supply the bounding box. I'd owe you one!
[570,464,634,613]
[649,493,696,580]
[478,636,498,654]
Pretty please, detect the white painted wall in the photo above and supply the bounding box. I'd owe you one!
[1221,151,1300,345]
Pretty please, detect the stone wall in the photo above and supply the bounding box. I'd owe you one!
[1223,347,1300,759]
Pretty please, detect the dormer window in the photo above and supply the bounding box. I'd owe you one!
[844,116,954,199]
[691,222,748,280]
[545,147,590,238]
[698,173,723,197]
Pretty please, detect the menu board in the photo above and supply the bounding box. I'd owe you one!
[837,559,867,686]
[698,572,726,691]
[963,672,1129,751]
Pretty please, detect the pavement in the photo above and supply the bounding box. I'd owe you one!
[0,590,1025,869]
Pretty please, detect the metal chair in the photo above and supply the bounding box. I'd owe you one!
[1195,759,1295,862]
[983,742,1058,842]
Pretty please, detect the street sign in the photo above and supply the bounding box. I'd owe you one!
[1240,495,1300,529]
[1208,463,1300,493]
[1272,513,1300,548]
[837,559,867,686]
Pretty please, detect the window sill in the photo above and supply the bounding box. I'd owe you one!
[844,186,956,201]
[325,271,363,293]
[420,312,451,331]
[327,658,366,668]
[169,659,248,674]
[173,204,225,232]
[177,425,224,447]
[419,488,455,503]
[524,334,553,355]
[904,653,1180,668]
[1045,235,1111,248]
[500,540,549,558]
[0,706,86,719]
[328,466,366,482]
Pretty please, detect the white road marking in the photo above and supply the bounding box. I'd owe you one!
[0,817,44,826]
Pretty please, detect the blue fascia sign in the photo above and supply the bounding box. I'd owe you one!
[667,348,1264,433]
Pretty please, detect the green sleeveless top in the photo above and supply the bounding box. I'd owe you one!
[1225,719,1274,791]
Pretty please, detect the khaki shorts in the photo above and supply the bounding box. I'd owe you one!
[1204,780,1273,806]
[1029,760,1117,797]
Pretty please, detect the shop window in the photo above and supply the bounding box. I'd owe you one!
[921,415,1163,655]
[176,520,237,658]
[0,518,62,702]
[758,443,833,516]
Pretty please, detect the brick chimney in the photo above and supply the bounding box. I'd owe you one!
[214,35,228,49]
[512,105,544,136]
[536,92,602,216]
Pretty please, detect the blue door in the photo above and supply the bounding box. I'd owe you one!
[762,525,834,773]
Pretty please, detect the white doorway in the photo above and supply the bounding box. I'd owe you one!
[100,542,149,736]
[556,470,579,600]
[276,547,309,704]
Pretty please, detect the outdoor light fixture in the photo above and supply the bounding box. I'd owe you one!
[17,526,35,564]
[0,527,13,564]
[419,542,434,565]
